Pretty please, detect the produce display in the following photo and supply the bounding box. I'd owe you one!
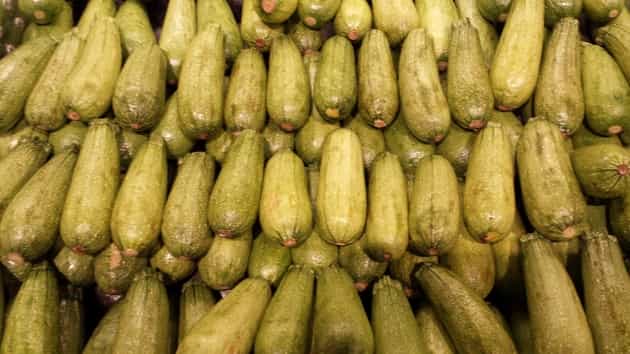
[1,0,630,353]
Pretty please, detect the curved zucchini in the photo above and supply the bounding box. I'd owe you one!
[389,252,437,296]
[255,0,298,24]
[162,152,214,259]
[317,128,366,245]
[571,144,630,199]
[224,49,267,132]
[152,93,194,159]
[345,115,386,169]
[248,233,292,286]
[94,243,147,295]
[490,0,544,111]
[208,130,264,237]
[517,118,587,240]
[290,229,338,269]
[197,0,243,63]
[25,30,84,131]
[159,0,196,83]
[288,21,323,53]
[111,135,168,256]
[178,278,216,343]
[241,0,286,52]
[254,266,314,354]
[298,0,341,29]
[267,34,310,131]
[534,18,583,135]
[521,233,595,354]
[409,155,460,256]
[262,122,295,158]
[372,0,419,46]
[415,303,456,353]
[455,0,498,66]
[399,28,450,143]
[54,247,95,286]
[435,124,475,178]
[311,266,374,353]
[76,0,116,38]
[198,230,252,290]
[82,300,123,354]
[448,20,493,130]
[296,113,340,165]
[384,115,435,175]
[178,25,225,140]
[113,44,167,131]
[358,29,399,128]
[260,149,312,247]
[149,246,196,283]
[416,0,459,68]
[314,35,356,121]
[333,0,372,41]
[115,0,156,56]
[17,0,63,25]
[0,35,56,131]
[338,234,388,291]
[62,16,121,122]
[598,22,630,91]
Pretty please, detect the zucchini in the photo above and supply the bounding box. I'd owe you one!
[248,233,292,286]
[290,229,338,269]
[389,252,437,296]
[344,114,386,169]
[197,0,243,63]
[435,123,475,178]
[152,93,194,159]
[94,243,147,295]
[149,246,196,283]
[255,0,298,24]
[198,230,252,290]
[298,0,341,29]
[82,300,123,354]
[224,49,267,133]
[17,0,63,25]
[314,35,356,121]
[178,278,216,343]
[415,0,459,68]
[54,247,95,286]
[372,0,420,46]
[159,0,196,83]
[76,0,116,38]
[384,114,435,175]
[296,113,340,165]
[115,0,156,56]
[571,144,630,199]
[338,234,388,291]
[241,0,286,52]
[454,0,498,66]
[262,122,295,158]
[288,21,323,53]
[572,124,622,148]
[415,303,456,353]
[59,285,85,354]
[491,212,527,297]
[333,0,372,41]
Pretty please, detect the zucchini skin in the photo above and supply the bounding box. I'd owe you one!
[338,234,388,291]
[152,93,195,159]
[82,300,124,354]
[197,0,243,63]
[415,0,460,66]
[383,114,435,175]
[76,0,116,38]
[159,0,196,83]
[94,243,147,295]
[178,278,216,343]
[372,0,420,47]
[224,49,267,133]
[290,229,339,269]
[297,0,342,29]
[415,303,456,353]
[115,0,156,57]
[571,144,630,199]
[54,246,95,286]
[198,230,252,290]
[333,0,372,41]
[455,0,498,66]
[241,0,286,52]
[247,233,291,286]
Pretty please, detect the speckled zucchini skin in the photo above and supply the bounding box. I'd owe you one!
[255,0,298,24]
[344,115,385,169]
[115,0,156,56]
[296,114,340,165]
[0,35,56,131]
[455,0,498,66]
[224,49,267,132]
[289,21,323,53]
[262,122,295,158]
[399,29,450,143]
[94,243,148,295]
[159,0,196,83]
[197,0,243,63]
[311,266,374,354]
[290,229,339,269]
[490,0,544,110]
[517,118,587,240]
[176,278,272,354]
[415,263,518,354]
[61,119,120,255]
[297,0,341,29]
[58,285,85,354]
[521,234,595,354]
[198,230,252,290]
[17,0,63,25]
[491,212,526,297]
[82,300,124,354]
[0,124,49,159]
[599,20,630,85]
[416,0,459,66]
[358,29,399,129]
[178,277,216,343]
[435,124,474,178]
[572,124,622,148]
[25,30,84,131]
[415,303,456,353]
[208,130,264,237]
[152,93,195,159]
[388,252,437,295]
[62,16,121,122]
[205,128,235,164]
[334,0,372,41]
[254,266,314,354]
[314,35,356,121]
[22,1,73,42]
[571,144,630,199]
[339,234,388,291]
[76,0,116,38]
[0,148,77,265]
[149,246,196,283]
[0,262,59,354]
[178,25,225,140]
[248,233,291,286]
[267,34,310,131]
[260,150,312,247]
[241,0,286,52]
[54,247,95,286]
[111,268,170,354]
[317,129,367,246]
[162,152,215,259]
[584,0,624,23]
[372,0,419,46]
[383,115,435,176]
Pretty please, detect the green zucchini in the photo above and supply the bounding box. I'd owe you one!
[0,148,77,267]
[262,122,295,158]
[178,25,225,140]
[448,20,493,130]
[76,0,116,38]
[581,42,630,136]
[248,233,292,286]
[63,16,121,122]
[372,0,419,46]
[584,0,624,23]
[311,266,374,354]
[454,0,498,66]
[333,0,372,41]
[491,212,526,297]
[435,123,475,178]
[151,93,194,159]
[111,135,167,256]
[290,229,338,269]
[254,266,314,354]
[288,21,322,53]
[517,118,587,240]
[149,246,196,283]
[416,0,459,68]
[111,268,170,354]
[205,128,234,164]
[82,300,123,354]
[389,252,437,296]
[118,128,147,169]
[115,0,156,57]
[409,155,460,256]
[208,130,264,237]
[585,204,609,234]
[314,35,356,121]
[267,34,310,131]
[399,28,450,142]
[317,128,366,246]
[224,49,267,133]
[296,113,340,165]
[572,124,622,148]
[22,1,72,42]
[384,115,435,176]
[372,277,426,354]
[534,18,583,135]
[521,233,595,354]
[490,0,544,111]
[178,277,216,343]
[0,35,56,131]
[487,110,523,155]
[54,247,95,286]
[298,0,341,29]
[477,0,511,22]
[0,262,59,354]
[177,278,271,354]
[197,0,243,63]
[415,303,456,353]
[365,152,408,261]
[162,152,214,259]
[581,232,630,353]
[338,234,388,291]
[345,114,386,169]
[571,144,630,199]
[60,119,120,254]
[25,30,84,131]
[0,123,48,158]
[260,149,312,247]
[255,0,298,23]
[113,44,167,131]
[241,0,286,52]
[59,285,85,354]
[358,29,399,128]
[17,0,63,24]
[198,230,252,290]
[597,22,630,91]
[159,0,196,83]
[415,263,518,353]
[94,243,147,295]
